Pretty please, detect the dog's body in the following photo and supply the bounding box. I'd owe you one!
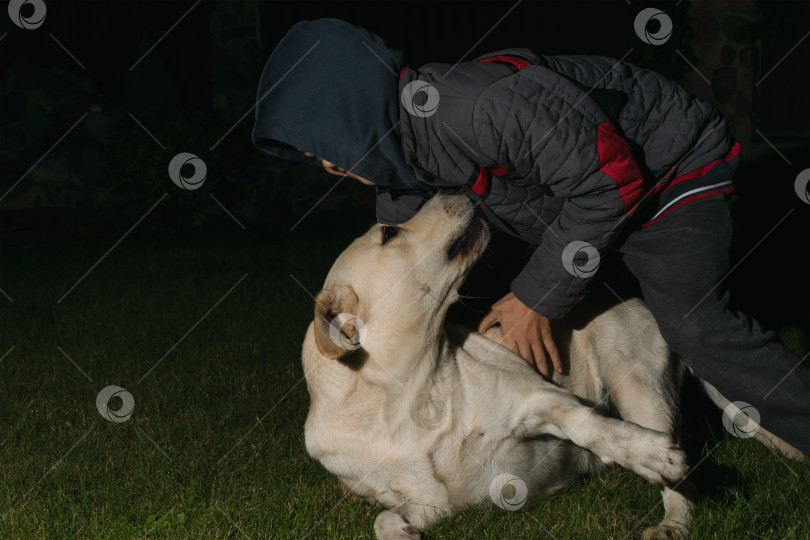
[303,195,691,539]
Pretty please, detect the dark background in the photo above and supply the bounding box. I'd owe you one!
[1,0,809,332]
[1,4,808,536]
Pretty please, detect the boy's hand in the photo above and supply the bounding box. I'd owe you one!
[478,292,562,379]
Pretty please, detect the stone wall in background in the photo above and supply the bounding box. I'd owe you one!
[684,0,760,156]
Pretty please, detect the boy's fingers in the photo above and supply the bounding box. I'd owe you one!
[550,348,562,374]
[537,317,562,374]
[516,339,532,369]
[478,311,499,333]
[531,342,550,378]
[491,291,515,310]
[542,333,562,374]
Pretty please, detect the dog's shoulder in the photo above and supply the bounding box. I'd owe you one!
[445,324,534,375]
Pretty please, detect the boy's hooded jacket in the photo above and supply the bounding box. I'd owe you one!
[254,18,740,319]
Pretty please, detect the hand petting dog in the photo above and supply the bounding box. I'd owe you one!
[479,292,562,379]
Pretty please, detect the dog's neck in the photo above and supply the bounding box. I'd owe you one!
[303,320,446,409]
[360,316,445,391]
[302,325,356,407]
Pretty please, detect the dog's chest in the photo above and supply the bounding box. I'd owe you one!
[305,402,445,505]
[306,397,385,465]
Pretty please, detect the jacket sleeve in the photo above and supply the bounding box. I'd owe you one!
[375,186,432,225]
[472,63,646,319]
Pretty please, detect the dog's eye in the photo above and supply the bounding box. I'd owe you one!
[380,225,399,245]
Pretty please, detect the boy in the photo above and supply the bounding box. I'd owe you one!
[253,18,809,455]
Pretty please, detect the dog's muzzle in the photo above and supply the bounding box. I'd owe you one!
[446,215,486,261]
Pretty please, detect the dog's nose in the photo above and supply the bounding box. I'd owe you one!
[435,192,474,217]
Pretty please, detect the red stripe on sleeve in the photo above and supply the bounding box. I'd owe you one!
[477,55,530,71]
[666,141,742,189]
[487,164,508,176]
[596,121,645,213]
[471,166,490,195]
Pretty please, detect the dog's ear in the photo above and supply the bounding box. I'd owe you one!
[313,284,363,359]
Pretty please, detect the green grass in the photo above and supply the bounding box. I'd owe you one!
[1,225,808,539]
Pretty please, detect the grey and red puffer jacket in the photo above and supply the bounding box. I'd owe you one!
[384,47,739,318]
[252,18,740,320]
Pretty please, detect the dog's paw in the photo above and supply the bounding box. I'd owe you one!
[374,511,421,540]
[642,523,689,540]
[594,422,688,486]
[624,429,689,486]
[375,524,420,540]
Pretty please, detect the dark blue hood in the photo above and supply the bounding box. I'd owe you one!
[252,18,422,190]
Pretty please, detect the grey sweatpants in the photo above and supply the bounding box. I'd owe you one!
[618,196,810,454]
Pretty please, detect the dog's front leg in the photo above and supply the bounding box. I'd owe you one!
[518,389,688,485]
[374,504,450,540]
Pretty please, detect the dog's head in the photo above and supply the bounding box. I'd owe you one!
[312,195,489,361]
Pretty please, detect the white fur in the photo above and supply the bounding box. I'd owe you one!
[303,195,691,539]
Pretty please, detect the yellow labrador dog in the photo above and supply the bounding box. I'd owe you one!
[302,195,690,539]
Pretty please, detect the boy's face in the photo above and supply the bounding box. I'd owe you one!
[297,148,376,186]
